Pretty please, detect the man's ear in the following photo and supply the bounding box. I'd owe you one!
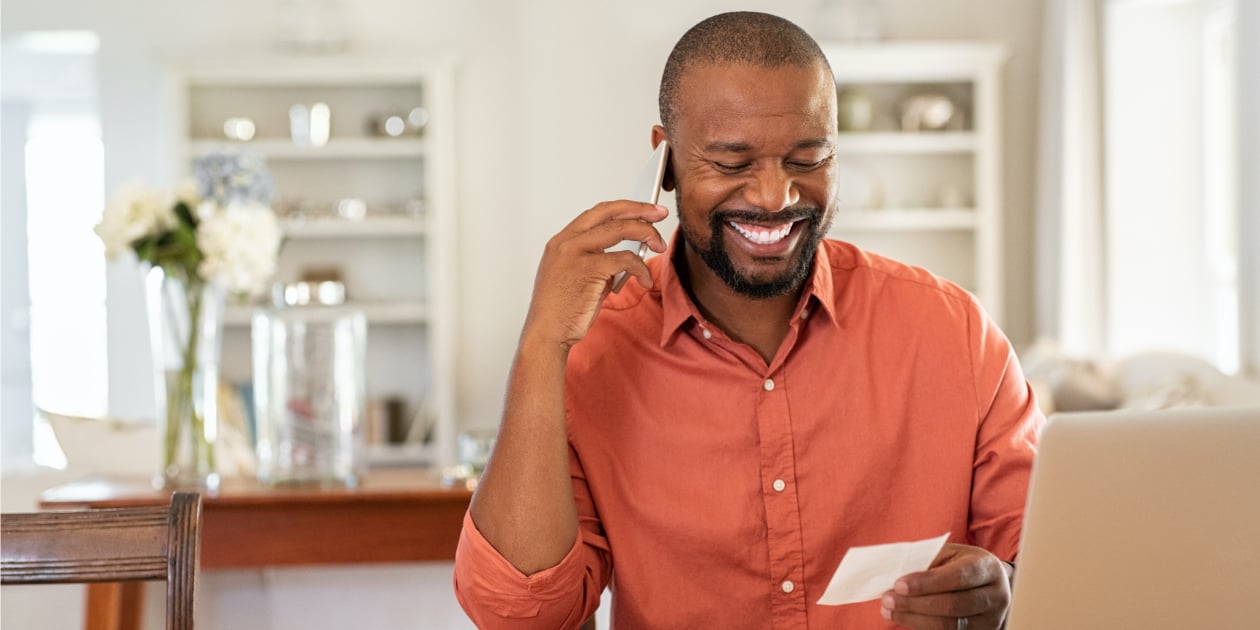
[651,125,676,192]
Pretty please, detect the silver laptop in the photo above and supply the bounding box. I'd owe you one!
[1007,405,1260,630]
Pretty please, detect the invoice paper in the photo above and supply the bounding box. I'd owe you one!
[816,533,950,606]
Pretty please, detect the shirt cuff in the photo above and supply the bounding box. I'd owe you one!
[453,509,587,620]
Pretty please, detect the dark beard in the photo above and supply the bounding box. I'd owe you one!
[678,203,828,299]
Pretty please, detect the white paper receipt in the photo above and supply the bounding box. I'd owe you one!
[816,533,951,606]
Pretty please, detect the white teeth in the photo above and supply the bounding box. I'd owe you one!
[730,221,793,245]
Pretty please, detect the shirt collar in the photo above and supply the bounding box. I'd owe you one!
[656,230,840,349]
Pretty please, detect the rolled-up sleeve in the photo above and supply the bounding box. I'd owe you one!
[453,443,611,629]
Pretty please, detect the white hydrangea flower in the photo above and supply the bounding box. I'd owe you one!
[196,202,283,298]
[173,177,202,210]
[94,181,178,259]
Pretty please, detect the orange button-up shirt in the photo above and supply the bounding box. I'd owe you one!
[454,238,1043,629]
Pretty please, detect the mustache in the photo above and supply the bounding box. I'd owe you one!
[712,205,823,226]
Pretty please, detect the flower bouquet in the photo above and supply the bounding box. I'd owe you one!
[96,151,282,488]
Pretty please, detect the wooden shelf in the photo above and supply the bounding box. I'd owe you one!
[366,443,434,467]
[836,132,976,154]
[188,138,427,160]
[831,208,978,231]
[223,301,428,327]
[280,217,426,238]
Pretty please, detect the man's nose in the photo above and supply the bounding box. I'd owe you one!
[742,165,799,212]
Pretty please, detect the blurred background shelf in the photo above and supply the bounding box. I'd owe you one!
[831,208,978,231]
[188,138,427,160]
[836,131,977,154]
[365,443,434,467]
[173,56,460,467]
[280,216,427,238]
[822,41,1006,323]
[223,301,428,327]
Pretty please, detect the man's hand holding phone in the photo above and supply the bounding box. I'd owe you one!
[522,141,671,352]
[474,141,670,576]
[607,140,671,292]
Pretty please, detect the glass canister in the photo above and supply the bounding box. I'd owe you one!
[252,305,366,485]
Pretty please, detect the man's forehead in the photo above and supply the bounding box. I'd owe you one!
[673,61,837,136]
[676,59,832,90]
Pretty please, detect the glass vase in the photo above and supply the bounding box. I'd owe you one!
[252,305,366,486]
[145,266,225,490]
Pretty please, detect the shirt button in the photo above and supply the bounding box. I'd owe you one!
[702,328,712,340]
[781,580,795,593]
[763,378,775,391]
[773,479,786,492]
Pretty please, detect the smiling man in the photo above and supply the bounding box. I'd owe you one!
[454,11,1043,630]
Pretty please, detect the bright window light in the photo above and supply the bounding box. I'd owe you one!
[1103,0,1239,372]
[25,114,108,464]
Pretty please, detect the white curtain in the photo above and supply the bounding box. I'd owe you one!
[1240,0,1260,375]
[1033,0,1106,356]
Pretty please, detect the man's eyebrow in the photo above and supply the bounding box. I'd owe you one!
[703,141,753,153]
[795,138,834,150]
[702,138,835,153]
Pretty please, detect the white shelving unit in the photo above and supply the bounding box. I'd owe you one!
[834,131,977,154]
[188,138,428,160]
[167,56,458,468]
[821,42,1007,323]
[279,216,427,238]
[222,301,428,327]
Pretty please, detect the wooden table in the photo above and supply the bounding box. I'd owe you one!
[39,469,474,630]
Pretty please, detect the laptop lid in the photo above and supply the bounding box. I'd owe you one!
[1006,405,1260,630]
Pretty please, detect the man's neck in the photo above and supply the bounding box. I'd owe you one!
[677,247,803,365]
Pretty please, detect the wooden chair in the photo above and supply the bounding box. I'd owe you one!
[1,491,203,630]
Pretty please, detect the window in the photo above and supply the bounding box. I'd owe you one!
[0,31,105,468]
[1103,0,1239,371]
[25,116,109,418]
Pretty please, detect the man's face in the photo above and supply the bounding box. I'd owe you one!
[664,61,839,299]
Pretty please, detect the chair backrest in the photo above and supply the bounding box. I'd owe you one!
[1,491,202,630]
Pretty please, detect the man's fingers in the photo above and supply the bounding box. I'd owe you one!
[881,585,1003,619]
[584,218,668,253]
[881,546,1013,630]
[552,217,667,257]
[566,200,668,233]
[896,546,1004,596]
[880,607,966,630]
[600,249,654,290]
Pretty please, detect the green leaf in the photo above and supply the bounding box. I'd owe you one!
[172,224,197,248]
[135,239,157,264]
[174,201,197,229]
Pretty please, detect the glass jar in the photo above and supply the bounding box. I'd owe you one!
[252,305,366,485]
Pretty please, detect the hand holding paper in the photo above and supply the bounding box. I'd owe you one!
[816,533,950,606]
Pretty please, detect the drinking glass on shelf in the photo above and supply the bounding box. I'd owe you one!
[458,428,498,478]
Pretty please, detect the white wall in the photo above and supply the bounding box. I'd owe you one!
[1,1,1046,628]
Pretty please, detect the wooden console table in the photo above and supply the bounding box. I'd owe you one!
[39,469,474,630]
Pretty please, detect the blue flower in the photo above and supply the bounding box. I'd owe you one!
[193,150,274,206]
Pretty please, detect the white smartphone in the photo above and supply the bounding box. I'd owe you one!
[608,139,670,292]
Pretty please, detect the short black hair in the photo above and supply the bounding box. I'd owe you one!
[658,11,834,134]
